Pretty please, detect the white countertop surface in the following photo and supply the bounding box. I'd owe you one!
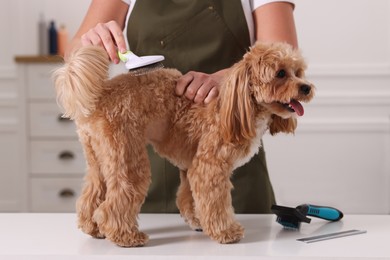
[0,213,388,259]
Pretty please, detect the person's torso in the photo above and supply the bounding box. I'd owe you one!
[127,0,251,73]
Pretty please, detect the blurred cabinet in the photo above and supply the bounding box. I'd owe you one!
[0,97,21,211]
[15,57,84,212]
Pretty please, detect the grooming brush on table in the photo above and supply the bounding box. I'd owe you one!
[118,50,165,76]
[271,204,344,230]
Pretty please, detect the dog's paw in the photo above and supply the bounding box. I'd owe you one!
[93,202,148,247]
[78,219,105,239]
[212,222,244,244]
[183,216,202,232]
[110,231,149,247]
[79,224,105,239]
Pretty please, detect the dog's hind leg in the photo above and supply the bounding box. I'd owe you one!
[92,128,151,247]
[187,155,244,244]
[176,170,202,231]
[76,131,106,238]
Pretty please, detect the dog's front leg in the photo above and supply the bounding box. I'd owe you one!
[176,170,202,231]
[187,156,244,244]
[92,135,151,247]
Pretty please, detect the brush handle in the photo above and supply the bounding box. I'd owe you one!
[118,50,141,62]
[298,204,344,222]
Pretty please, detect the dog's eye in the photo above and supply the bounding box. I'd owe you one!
[276,69,286,79]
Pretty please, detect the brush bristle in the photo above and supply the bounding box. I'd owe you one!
[271,204,311,231]
[128,62,164,76]
[276,216,301,230]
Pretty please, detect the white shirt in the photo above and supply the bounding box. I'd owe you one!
[122,0,295,44]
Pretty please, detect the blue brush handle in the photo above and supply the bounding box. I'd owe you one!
[298,204,343,221]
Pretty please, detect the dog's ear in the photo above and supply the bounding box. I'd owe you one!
[269,115,297,135]
[239,44,278,104]
[219,62,256,144]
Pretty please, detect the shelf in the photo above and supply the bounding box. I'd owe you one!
[14,55,63,63]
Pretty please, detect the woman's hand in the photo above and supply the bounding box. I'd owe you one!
[80,20,127,64]
[176,69,227,104]
[64,0,129,62]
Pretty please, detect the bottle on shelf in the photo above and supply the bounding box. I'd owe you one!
[57,24,68,57]
[48,20,58,55]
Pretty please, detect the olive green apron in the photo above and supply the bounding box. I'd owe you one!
[127,0,275,213]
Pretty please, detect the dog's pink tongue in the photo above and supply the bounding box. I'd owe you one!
[290,100,304,116]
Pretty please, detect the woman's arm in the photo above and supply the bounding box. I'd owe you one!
[65,0,129,63]
[253,2,298,48]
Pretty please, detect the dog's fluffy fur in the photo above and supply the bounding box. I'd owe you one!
[53,42,314,247]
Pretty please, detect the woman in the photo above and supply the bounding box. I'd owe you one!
[65,0,297,213]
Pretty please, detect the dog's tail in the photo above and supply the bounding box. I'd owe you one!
[53,46,110,119]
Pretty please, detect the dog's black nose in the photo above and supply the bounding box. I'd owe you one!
[300,84,311,95]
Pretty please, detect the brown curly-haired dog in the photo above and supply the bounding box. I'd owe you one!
[53,42,314,247]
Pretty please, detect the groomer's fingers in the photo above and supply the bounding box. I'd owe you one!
[81,26,117,62]
[93,22,120,63]
[80,21,126,64]
[106,20,127,53]
[184,74,206,101]
[82,29,103,46]
[102,21,127,63]
[176,72,195,96]
[204,87,219,104]
[193,79,216,104]
[176,71,222,104]
[176,71,211,101]
[80,31,97,46]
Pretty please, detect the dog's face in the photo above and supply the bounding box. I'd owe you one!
[219,42,315,142]
[246,42,315,119]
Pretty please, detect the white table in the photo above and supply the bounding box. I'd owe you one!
[0,213,388,259]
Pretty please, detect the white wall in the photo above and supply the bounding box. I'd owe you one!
[0,0,389,213]
[265,0,390,213]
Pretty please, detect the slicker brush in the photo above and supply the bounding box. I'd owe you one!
[118,50,165,76]
[271,204,343,230]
